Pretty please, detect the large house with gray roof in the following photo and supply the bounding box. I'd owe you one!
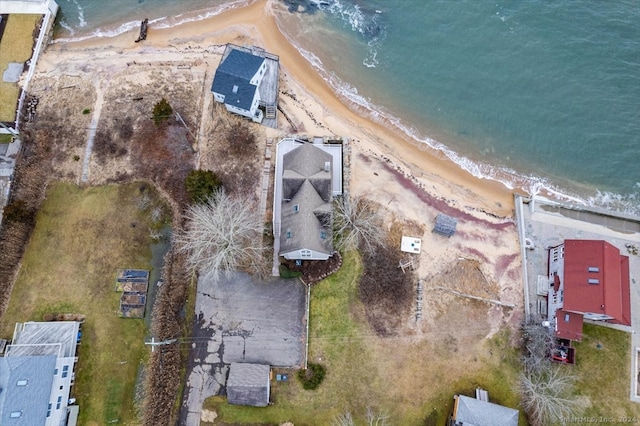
[211,47,268,123]
[0,321,80,425]
[273,137,343,261]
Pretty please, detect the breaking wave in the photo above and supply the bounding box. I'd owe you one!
[276,15,640,217]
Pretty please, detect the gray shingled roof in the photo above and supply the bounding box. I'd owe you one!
[211,49,265,111]
[280,144,333,256]
[453,395,519,426]
[0,355,57,425]
[226,363,270,407]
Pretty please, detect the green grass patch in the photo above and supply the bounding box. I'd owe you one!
[573,324,640,419]
[278,264,302,279]
[0,134,15,143]
[0,182,167,425]
[205,251,525,424]
[0,14,42,122]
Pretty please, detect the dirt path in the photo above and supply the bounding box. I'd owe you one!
[81,81,105,183]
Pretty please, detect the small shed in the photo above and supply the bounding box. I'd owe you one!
[227,363,271,407]
[433,213,457,237]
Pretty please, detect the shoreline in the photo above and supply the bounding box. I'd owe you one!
[38,0,515,217]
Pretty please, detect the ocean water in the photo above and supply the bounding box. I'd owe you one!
[53,0,640,213]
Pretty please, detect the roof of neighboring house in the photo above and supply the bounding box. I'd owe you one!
[452,395,519,426]
[7,321,79,358]
[211,49,265,111]
[0,355,57,425]
[280,143,333,257]
[555,309,584,341]
[226,363,270,407]
[563,240,631,325]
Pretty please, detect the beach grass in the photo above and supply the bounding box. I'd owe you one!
[573,324,640,419]
[204,251,526,425]
[0,182,165,425]
[0,14,42,122]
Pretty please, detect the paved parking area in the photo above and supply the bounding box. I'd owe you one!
[180,272,306,425]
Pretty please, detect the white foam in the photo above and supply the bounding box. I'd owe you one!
[276,16,635,213]
[54,0,253,44]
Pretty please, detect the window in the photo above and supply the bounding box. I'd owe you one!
[286,231,292,239]
[564,313,570,322]
[301,250,312,258]
[47,403,52,418]
[56,396,62,410]
[16,379,27,386]
[62,365,69,378]
[588,278,600,285]
[588,266,599,273]
[54,368,58,375]
[293,204,299,212]
[320,231,327,240]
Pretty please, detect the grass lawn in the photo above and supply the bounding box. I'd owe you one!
[0,14,42,122]
[573,324,640,419]
[0,182,167,425]
[205,251,525,425]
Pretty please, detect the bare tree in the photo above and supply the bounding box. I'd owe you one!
[520,363,588,426]
[521,318,555,374]
[520,319,588,426]
[176,189,265,279]
[332,407,390,426]
[333,196,386,254]
[366,407,390,426]
[332,411,354,426]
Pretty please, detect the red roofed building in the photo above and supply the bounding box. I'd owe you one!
[547,240,631,341]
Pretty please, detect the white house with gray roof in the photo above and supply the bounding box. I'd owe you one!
[211,46,267,123]
[273,138,343,261]
[0,321,80,425]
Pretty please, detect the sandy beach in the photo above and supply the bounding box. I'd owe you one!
[20,0,528,422]
[31,0,523,324]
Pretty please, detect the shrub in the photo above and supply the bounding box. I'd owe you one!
[73,155,80,161]
[152,98,173,126]
[82,108,91,115]
[279,264,302,279]
[185,169,222,203]
[2,199,34,225]
[297,362,326,390]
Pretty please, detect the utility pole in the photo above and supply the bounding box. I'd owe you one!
[145,337,177,352]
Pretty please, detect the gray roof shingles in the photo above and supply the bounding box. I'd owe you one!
[211,49,265,111]
[454,395,519,426]
[280,144,333,257]
[226,363,270,407]
[0,355,56,425]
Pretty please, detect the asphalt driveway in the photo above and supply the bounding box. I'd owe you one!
[180,272,306,425]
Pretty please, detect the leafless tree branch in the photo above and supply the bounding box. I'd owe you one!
[176,189,265,279]
[333,196,386,254]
